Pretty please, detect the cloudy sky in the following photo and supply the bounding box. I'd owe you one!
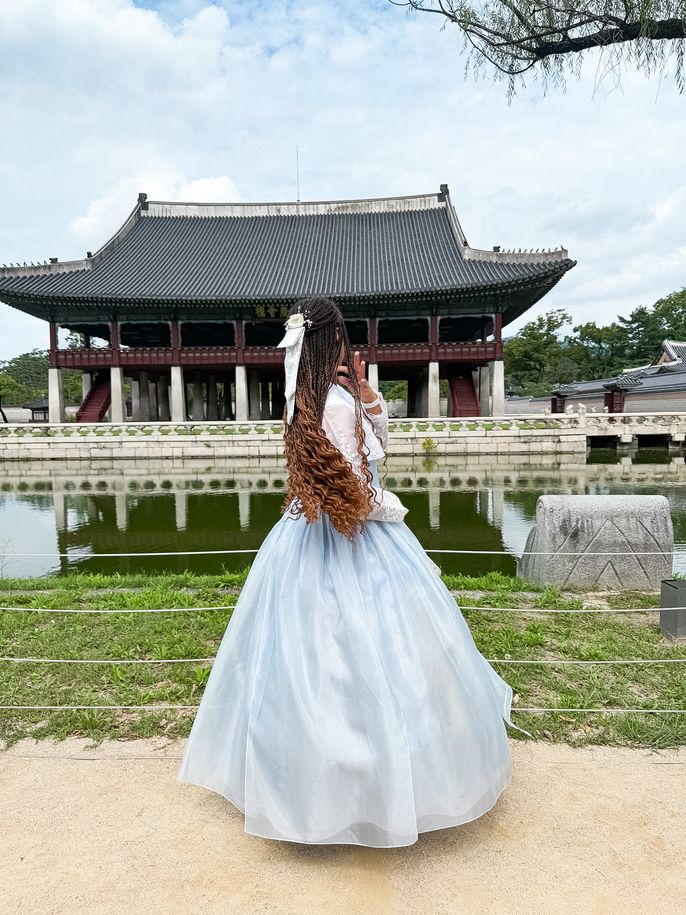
[1,0,684,361]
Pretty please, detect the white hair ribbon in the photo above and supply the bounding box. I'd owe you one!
[276,310,311,423]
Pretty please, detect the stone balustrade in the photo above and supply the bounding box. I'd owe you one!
[0,412,684,462]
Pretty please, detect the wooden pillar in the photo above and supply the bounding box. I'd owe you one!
[494,312,503,355]
[110,321,120,366]
[171,320,181,360]
[49,321,58,368]
[235,319,245,357]
[369,316,377,363]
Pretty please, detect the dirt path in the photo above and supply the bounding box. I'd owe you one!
[1,737,684,914]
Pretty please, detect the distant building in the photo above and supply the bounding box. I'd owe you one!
[23,398,49,422]
[0,186,574,423]
[551,340,686,413]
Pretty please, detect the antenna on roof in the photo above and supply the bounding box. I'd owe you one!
[296,144,300,203]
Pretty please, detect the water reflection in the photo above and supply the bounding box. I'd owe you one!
[1,452,685,579]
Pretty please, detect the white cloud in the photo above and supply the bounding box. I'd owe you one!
[0,0,684,358]
[68,157,242,244]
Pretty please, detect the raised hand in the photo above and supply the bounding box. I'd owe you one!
[337,351,380,411]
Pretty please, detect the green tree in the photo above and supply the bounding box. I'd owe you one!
[396,1,686,96]
[0,346,83,406]
[504,287,686,395]
[0,348,50,391]
[564,321,630,379]
[618,288,686,363]
[503,309,578,395]
[0,373,31,406]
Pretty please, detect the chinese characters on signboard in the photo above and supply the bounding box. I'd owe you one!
[253,305,291,319]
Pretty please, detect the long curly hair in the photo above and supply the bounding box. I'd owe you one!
[279,296,383,542]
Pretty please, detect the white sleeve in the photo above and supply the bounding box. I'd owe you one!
[360,390,389,450]
[321,399,408,523]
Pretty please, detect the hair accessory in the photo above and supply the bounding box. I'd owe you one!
[276,306,314,423]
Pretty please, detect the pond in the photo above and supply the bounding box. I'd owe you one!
[1,450,685,579]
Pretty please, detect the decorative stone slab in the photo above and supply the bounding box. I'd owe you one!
[518,495,673,590]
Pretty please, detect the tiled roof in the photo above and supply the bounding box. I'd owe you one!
[554,363,686,396]
[0,187,575,322]
[663,340,686,362]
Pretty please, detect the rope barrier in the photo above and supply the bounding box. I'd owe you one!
[0,704,198,710]
[0,604,671,614]
[1,552,682,728]
[462,605,663,613]
[0,656,684,665]
[1,548,683,558]
[0,604,238,614]
[514,708,686,714]
[0,656,214,664]
[489,658,686,665]
[426,549,680,557]
[0,704,684,714]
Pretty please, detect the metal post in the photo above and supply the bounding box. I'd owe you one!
[660,579,686,641]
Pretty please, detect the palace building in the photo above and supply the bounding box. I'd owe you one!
[551,340,686,414]
[0,185,575,423]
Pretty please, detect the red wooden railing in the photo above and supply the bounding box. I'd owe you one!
[54,340,501,369]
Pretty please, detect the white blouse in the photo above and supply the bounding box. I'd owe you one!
[321,383,409,523]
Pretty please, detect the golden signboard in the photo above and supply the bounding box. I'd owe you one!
[253,304,291,319]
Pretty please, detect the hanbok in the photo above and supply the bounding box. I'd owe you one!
[177,381,528,847]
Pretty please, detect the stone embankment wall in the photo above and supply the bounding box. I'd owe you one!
[0,412,684,462]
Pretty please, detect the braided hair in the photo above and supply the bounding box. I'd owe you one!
[280,296,382,542]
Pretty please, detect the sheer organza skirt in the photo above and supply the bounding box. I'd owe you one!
[177,460,525,847]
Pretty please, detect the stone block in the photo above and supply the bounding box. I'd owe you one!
[660,579,686,640]
[518,495,673,590]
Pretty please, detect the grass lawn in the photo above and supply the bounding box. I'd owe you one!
[0,570,684,749]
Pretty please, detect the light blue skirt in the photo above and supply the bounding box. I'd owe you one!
[177,460,529,847]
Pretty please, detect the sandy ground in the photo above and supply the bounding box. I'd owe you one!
[0,737,684,915]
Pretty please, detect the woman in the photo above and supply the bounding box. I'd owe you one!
[177,295,530,847]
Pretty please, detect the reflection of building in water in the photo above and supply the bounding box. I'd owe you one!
[0,187,574,424]
[3,455,685,577]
